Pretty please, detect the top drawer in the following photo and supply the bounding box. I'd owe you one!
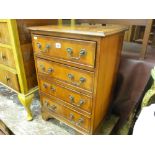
[0,22,11,45]
[32,35,96,68]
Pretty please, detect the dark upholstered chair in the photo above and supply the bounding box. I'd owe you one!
[110,55,154,134]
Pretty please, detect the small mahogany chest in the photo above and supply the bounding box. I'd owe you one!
[29,25,127,134]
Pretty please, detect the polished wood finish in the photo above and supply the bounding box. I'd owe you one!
[41,94,91,133]
[93,33,124,130]
[36,58,94,92]
[29,24,127,37]
[32,35,96,68]
[29,24,127,134]
[39,78,92,113]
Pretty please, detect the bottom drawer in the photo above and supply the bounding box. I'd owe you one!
[41,95,91,133]
[0,68,20,92]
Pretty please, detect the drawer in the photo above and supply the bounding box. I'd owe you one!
[0,22,11,45]
[36,58,94,92]
[39,78,92,113]
[0,68,20,91]
[32,35,96,68]
[0,47,15,68]
[41,96,91,132]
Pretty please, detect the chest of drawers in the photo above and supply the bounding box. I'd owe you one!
[0,19,57,120]
[29,25,127,134]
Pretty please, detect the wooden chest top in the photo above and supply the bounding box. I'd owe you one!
[28,25,128,37]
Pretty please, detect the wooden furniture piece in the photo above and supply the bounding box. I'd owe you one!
[29,24,127,134]
[0,19,57,121]
[75,19,153,59]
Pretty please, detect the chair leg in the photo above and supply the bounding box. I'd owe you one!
[140,20,153,59]
[151,32,155,47]
[18,93,34,121]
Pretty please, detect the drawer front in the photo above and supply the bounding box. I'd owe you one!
[0,68,20,91]
[39,79,92,113]
[36,58,94,92]
[32,35,96,68]
[0,47,15,68]
[41,96,91,132]
[0,22,11,45]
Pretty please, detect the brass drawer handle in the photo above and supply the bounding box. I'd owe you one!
[40,65,54,74]
[69,113,76,124]
[49,105,57,111]
[43,83,56,92]
[69,95,85,107]
[77,100,85,107]
[76,118,84,126]
[67,74,86,86]
[66,48,87,60]
[37,42,42,49]
[40,64,45,71]
[2,55,6,60]
[5,76,10,83]
[68,73,74,80]
[47,68,54,74]
[0,52,6,61]
[69,95,74,103]
[44,101,57,112]
[43,83,48,88]
[50,86,56,92]
[79,77,86,83]
[37,42,51,53]
[69,113,74,121]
